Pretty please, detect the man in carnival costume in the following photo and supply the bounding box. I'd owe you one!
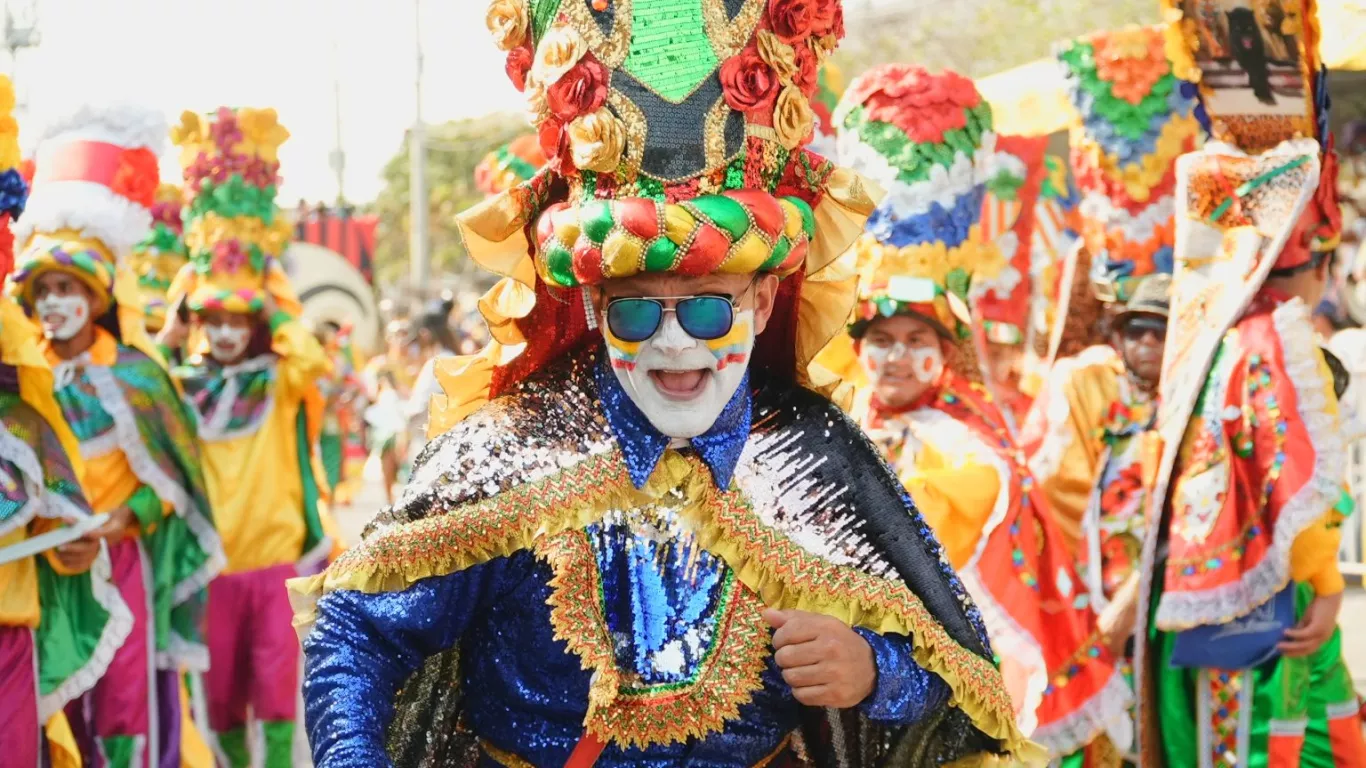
[157,106,331,768]
[295,2,1039,766]
[6,102,223,768]
[820,63,1129,764]
[1134,2,1366,764]
[1022,25,1198,560]
[0,76,134,768]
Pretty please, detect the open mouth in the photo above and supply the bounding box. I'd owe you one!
[41,315,65,327]
[648,369,710,399]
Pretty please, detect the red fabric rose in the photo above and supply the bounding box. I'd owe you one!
[546,55,609,121]
[767,0,815,42]
[794,43,819,93]
[111,147,160,208]
[537,117,571,171]
[505,45,533,92]
[720,47,780,113]
[810,0,838,36]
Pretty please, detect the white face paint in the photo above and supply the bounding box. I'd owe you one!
[206,323,251,363]
[34,294,91,341]
[606,309,755,439]
[860,340,945,388]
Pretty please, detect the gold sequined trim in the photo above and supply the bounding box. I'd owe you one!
[702,0,765,60]
[607,91,647,182]
[560,0,633,68]
[703,95,733,175]
[536,528,772,749]
[478,739,538,768]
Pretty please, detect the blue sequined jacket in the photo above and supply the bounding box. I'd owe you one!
[300,351,1013,767]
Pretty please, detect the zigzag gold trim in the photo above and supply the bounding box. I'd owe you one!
[300,449,1038,762]
[536,528,771,748]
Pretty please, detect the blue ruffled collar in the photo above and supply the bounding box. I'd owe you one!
[594,355,751,490]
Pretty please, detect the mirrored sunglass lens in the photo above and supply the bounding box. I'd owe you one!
[607,299,662,342]
[675,296,735,340]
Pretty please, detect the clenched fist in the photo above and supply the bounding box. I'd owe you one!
[765,608,877,708]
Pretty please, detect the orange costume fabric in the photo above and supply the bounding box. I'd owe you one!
[858,371,1130,757]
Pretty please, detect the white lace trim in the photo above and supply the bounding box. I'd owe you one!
[905,407,1047,735]
[82,365,226,607]
[38,542,135,719]
[0,415,93,541]
[1029,662,1135,756]
[157,633,210,674]
[189,356,277,442]
[1154,298,1345,629]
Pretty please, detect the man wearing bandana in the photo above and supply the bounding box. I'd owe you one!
[293,2,1038,766]
[819,65,1130,764]
[5,103,223,768]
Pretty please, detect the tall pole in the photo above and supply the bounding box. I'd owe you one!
[329,32,346,206]
[408,0,430,294]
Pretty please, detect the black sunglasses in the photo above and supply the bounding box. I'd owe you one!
[1120,316,1167,343]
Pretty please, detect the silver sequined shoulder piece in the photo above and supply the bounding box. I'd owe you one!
[363,351,616,538]
[734,389,897,580]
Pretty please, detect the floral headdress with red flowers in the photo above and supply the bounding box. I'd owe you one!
[437,0,886,432]
[130,183,187,331]
[7,102,166,318]
[473,134,546,198]
[168,107,294,315]
[1057,25,1200,303]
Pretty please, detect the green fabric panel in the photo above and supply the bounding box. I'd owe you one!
[296,410,326,557]
[143,505,210,655]
[621,0,717,103]
[127,484,163,532]
[35,557,112,697]
[99,734,140,768]
[320,433,343,489]
[261,720,296,768]
[530,0,562,43]
[218,727,250,768]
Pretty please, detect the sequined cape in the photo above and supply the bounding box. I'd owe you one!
[53,343,224,670]
[293,345,1037,766]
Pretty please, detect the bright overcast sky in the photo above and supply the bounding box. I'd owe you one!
[12,0,526,204]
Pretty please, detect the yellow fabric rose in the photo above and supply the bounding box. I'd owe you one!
[236,108,290,163]
[772,85,814,150]
[486,0,529,52]
[567,107,625,173]
[756,30,798,86]
[531,25,586,87]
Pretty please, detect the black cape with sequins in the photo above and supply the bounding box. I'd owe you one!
[355,347,1016,766]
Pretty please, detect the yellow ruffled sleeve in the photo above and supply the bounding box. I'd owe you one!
[1030,358,1120,552]
[1289,508,1346,596]
[269,315,331,402]
[901,441,1003,570]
